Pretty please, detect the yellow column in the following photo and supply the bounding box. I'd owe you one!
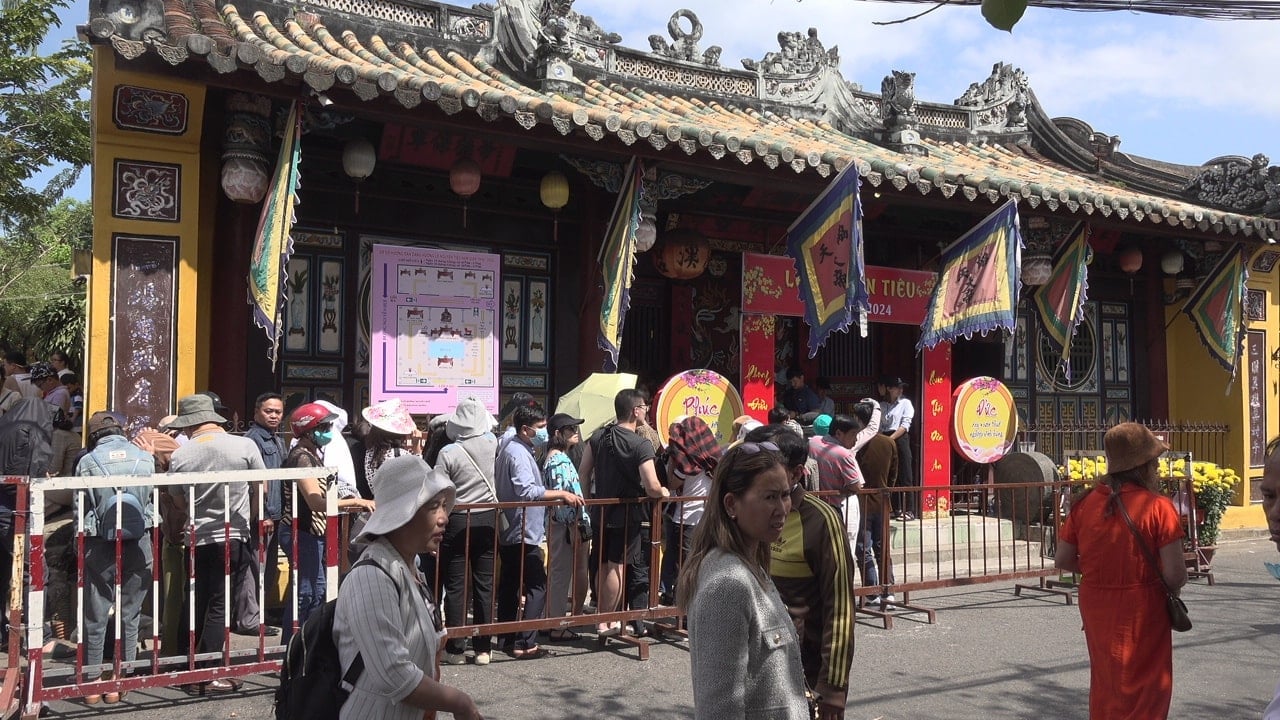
[88,47,209,425]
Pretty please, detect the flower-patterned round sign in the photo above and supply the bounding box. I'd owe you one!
[654,369,744,447]
[951,376,1017,464]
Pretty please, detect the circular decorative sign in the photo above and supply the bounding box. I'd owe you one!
[951,376,1018,464]
[654,369,744,447]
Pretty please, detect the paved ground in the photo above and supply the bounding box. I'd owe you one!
[22,537,1280,719]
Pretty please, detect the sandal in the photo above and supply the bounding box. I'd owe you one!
[547,629,578,642]
[512,645,549,660]
[596,622,622,637]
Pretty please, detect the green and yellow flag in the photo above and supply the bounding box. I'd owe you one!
[597,158,644,371]
[248,101,302,367]
[1033,222,1092,377]
[1181,244,1248,380]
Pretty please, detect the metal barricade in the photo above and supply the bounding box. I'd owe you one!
[12,467,334,718]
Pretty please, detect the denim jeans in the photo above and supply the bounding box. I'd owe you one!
[83,536,152,667]
[858,513,893,588]
[660,516,696,598]
[278,524,325,645]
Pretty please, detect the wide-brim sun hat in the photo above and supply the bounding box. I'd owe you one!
[362,398,416,435]
[355,454,455,544]
[446,397,497,441]
[1104,422,1169,474]
[167,394,228,430]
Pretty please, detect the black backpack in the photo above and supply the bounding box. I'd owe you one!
[274,558,397,720]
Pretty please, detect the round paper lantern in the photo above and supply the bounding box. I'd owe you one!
[221,156,269,204]
[635,213,657,253]
[342,138,377,181]
[539,171,569,211]
[1117,246,1143,274]
[1021,253,1053,287]
[1160,249,1184,275]
[654,230,710,280]
[449,159,482,198]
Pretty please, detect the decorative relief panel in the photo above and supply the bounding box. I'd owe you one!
[307,0,439,30]
[1246,288,1266,322]
[113,160,180,222]
[110,235,176,437]
[1252,250,1280,274]
[614,53,754,96]
[113,85,189,134]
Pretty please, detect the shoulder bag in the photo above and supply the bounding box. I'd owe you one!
[455,443,508,532]
[1113,492,1192,632]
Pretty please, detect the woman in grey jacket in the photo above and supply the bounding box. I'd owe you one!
[677,441,811,720]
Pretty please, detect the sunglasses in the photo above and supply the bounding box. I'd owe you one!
[737,441,780,455]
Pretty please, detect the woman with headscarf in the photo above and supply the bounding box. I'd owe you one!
[660,416,721,605]
[334,454,482,720]
[1055,422,1188,719]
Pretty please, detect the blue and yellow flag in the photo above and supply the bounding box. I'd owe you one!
[785,164,869,358]
[597,158,644,371]
[248,101,302,367]
[1033,222,1092,376]
[918,199,1023,351]
[1181,244,1248,379]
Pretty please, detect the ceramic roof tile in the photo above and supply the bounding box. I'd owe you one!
[107,4,1278,239]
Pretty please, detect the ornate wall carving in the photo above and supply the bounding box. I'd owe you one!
[110,235,177,436]
[113,159,180,222]
[113,85,188,134]
[1184,154,1280,216]
[613,52,754,95]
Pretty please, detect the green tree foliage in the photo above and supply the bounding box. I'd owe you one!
[0,199,90,362]
[0,0,91,231]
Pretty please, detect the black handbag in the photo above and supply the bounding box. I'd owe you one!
[1113,493,1192,632]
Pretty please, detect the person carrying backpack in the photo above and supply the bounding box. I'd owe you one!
[75,410,156,704]
[335,454,481,720]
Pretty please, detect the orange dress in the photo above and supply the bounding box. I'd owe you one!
[1060,484,1184,720]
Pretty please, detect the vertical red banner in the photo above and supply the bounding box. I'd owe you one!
[920,343,953,517]
[740,314,776,422]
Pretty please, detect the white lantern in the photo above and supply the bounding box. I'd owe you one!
[635,213,657,253]
[1160,249,1185,276]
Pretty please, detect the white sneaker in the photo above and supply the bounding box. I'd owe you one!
[881,593,897,609]
[442,651,467,666]
[863,594,880,607]
[473,652,490,666]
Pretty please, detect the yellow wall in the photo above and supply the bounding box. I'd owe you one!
[1166,244,1279,531]
[88,47,209,417]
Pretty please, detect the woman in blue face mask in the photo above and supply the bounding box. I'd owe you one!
[281,402,372,640]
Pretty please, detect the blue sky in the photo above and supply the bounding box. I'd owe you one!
[43,0,1280,201]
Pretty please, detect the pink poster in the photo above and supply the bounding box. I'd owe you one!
[370,244,500,414]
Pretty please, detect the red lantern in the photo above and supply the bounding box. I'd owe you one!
[449,159,481,227]
[654,230,710,280]
[1117,246,1143,274]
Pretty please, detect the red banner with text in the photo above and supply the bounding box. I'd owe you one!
[742,253,935,325]
[921,343,953,517]
[740,314,777,422]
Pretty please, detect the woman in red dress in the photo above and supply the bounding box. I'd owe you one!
[1056,422,1188,719]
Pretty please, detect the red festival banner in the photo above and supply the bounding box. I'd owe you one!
[740,314,777,422]
[742,253,935,326]
[920,343,952,517]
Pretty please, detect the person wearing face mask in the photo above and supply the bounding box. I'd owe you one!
[280,403,371,643]
[494,402,584,659]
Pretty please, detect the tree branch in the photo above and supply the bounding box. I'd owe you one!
[873,0,954,25]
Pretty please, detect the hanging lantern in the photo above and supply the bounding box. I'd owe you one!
[1021,253,1053,287]
[342,137,377,214]
[539,171,569,243]
[1159,249,1184,275]
[539,171,569,211]
[1117,246,1143,274]
[654,230,710,280]
[635,212,657,253]
[450,159,482,227]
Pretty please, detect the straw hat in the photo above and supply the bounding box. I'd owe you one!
[1104,422,1169,474]
[361,398,416,435]
[355,454,455,543]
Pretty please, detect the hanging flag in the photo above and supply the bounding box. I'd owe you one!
[248,101,302,367]
[917,199,1023,351]
[785,164,869,358]
[1033,222,1092,376]
[1181,244,1248,379]
[597,157,644,371]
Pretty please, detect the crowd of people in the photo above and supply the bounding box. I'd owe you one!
[0,358,1224,720]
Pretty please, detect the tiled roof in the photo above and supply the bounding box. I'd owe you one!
[97,4,1279,239]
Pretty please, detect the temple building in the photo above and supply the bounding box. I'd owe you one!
[83,0,1280,528]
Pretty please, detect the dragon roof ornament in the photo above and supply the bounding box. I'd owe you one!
[955,62,1030,131]
[741,27,838,74]
[1185,154,1280,217]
